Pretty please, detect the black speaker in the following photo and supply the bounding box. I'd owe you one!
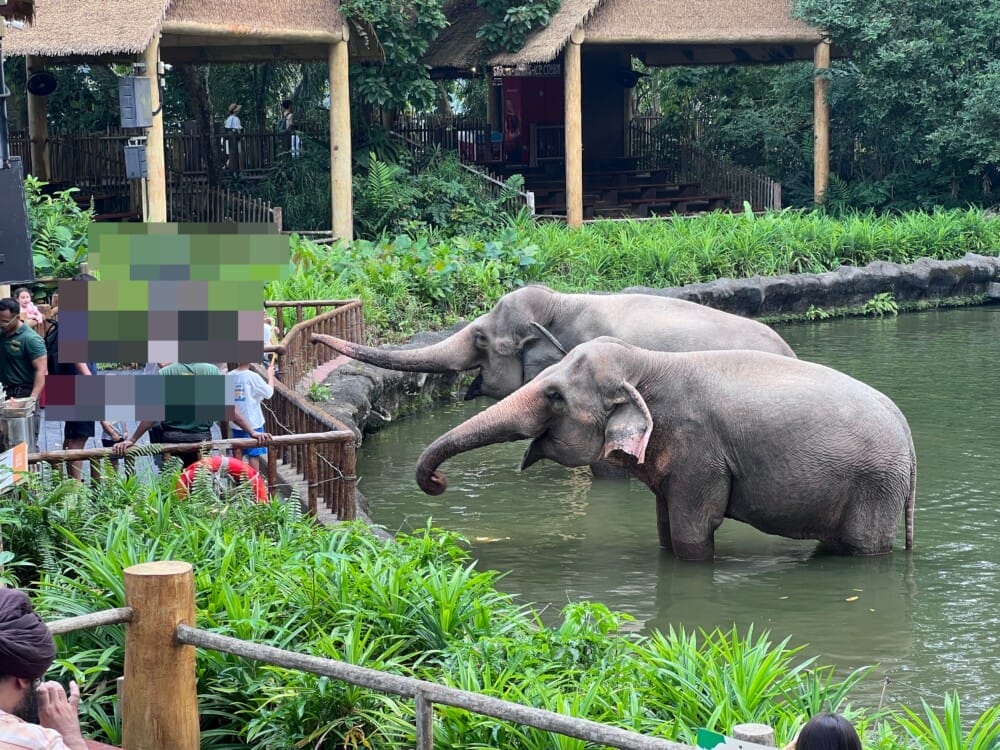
[0,158,35,284]
[26,70,58,97]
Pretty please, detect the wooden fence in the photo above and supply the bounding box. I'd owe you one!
[46,561,695,750]
[628,120,781,211]
[265,298,366,389]
[166,182,278,225]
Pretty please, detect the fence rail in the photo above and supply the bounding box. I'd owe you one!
[266,299,366,388]
[628,120,781,211]
[45,562,696,750]
[166,182,278,225]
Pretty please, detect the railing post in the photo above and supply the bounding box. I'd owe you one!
[415,692,434,750]
[123,561,199,750]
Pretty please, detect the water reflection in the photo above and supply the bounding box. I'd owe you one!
[357,307,1000,714]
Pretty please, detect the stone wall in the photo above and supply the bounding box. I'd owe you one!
[315,254,1000,441]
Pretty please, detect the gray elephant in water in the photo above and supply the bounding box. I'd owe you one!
[312,284,795,401]
[414,338,916,560]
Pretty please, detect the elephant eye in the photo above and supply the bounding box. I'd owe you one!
[473,331,488,348]
[545,388,564,405]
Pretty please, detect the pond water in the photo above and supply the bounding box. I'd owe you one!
[355,307,1000,715]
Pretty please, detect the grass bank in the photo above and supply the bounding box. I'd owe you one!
[267,208,1000,341]
[3,470,997,749]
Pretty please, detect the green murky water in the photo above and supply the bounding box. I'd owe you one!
[355,307,1000,714]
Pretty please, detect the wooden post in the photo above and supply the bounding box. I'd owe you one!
[733,723,776,746]
[123,561,199,750]
[485,68,498,133]
[143,34,167,222]
[564,28,585,228]
[813,40,831,206]
[25,56,51,181]
[329,30,354,241]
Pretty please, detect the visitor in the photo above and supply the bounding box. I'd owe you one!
[223,103,243,171]
[783,713,862,750]
[279,99,300,157]
[113,362,270,467]
[227,361,275,472]
[0,587,89,750]
[263,315,279,368]
[99,418,129,469]
[13,288,44,327]
[0,298,47,451]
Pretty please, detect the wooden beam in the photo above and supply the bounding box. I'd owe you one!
[564,28,585,228]
[329,35,353,241]
[160,20,344,45]
[25,56,51,181]
[143,33,167,222]
[813,40,831,205]
[122,561,199,750]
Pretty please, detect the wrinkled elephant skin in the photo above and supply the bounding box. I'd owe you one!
[415,338,916,561]
[312,284,795,401]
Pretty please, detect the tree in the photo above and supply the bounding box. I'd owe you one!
[793,0,1000,208]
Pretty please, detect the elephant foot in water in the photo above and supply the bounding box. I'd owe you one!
[589,459,630,480]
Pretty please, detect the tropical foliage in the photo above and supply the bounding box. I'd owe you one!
[3,469,996,749]
[268,207,1000,341]
[25,176,93,279]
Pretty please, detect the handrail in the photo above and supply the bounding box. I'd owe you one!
[42,577,696,750]
[177,624,691,750]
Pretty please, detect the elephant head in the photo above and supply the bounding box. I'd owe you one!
[313,285,569,400]
[416,338,654,495]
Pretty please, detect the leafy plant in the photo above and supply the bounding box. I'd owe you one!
[895,693,1000,750]
[307,382,332,402]
[862,292,899,317]
[25,176,93,279]
[805,305,831,320]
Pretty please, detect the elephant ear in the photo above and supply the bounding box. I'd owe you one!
[522,321,568,381]
[603,382,653,464]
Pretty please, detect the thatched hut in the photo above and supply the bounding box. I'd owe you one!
[4,0,369,239]
[423,0,833,225]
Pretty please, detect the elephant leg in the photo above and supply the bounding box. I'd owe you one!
[655,495,673,552]
[663,469,730,561]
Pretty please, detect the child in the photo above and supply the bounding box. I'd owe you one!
[14,286,44,326]
[783,713,862,750]
[227,361,275,472]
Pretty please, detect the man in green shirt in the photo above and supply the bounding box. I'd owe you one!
[113,362,270,467]
[0,298,47,451]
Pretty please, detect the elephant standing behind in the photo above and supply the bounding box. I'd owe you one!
[414,338,916,561]
[313,284,795,401]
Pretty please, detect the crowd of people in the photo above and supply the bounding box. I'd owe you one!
[0,291,275,480]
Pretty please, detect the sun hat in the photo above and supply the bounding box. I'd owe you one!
[228,103,241,114]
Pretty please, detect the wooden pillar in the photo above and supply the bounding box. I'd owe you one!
[25,56,51,181]
[485,68,498,132]
[564,28,585,228]
[123,561,199,750]
[813,40,831,205]
[143,33,167,222]
[329,30,353,241]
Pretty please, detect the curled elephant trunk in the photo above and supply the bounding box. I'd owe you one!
[312,326,479,373]
[415,386,547,495]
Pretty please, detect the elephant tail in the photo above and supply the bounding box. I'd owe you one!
[905,440,916,550]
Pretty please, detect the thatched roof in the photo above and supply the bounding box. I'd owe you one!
[2,0,377,63]
[424,0,824,72]
[0,0,35,23]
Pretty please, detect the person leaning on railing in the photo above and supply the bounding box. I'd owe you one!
[0,588,89,750]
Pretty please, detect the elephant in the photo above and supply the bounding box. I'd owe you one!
[414,338,916,561]
[312,284,795,402]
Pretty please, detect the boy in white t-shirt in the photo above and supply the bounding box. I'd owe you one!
[227,361,275,471]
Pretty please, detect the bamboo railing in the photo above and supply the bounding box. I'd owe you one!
[166,182,278,225]
[265,299,365,388]
[45,561,695,750]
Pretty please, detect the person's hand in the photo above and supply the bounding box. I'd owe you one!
[255,431,273,445]
[113,438,134,456]
[36,680,88,750]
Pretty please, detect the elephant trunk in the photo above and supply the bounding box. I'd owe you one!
[415,386,547,495]
[312,325,479,373]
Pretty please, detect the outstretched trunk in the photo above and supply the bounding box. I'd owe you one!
[415,386,547,495]
[313,326,479,373]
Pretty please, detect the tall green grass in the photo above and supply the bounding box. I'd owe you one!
[3,470,997,748]
[269,208,1000,342]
